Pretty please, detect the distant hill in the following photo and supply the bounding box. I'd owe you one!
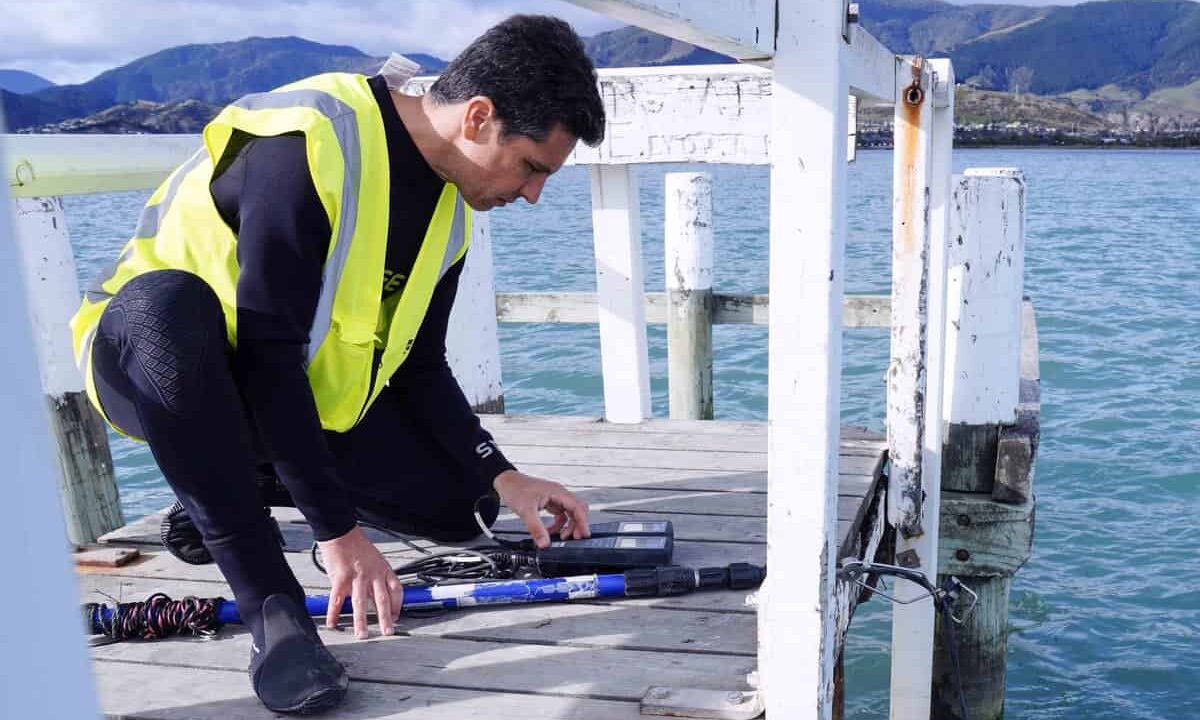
[944,0,1200,95]
[0,69,55,94]
[4,36,451,131]
[5,0,1200,138]
[34,99,222,134]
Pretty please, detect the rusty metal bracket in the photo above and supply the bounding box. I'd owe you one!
[904,56,926,106]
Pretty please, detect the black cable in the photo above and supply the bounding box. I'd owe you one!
[310,496,539,585]
[85,593,225,640]
[839,562,972,720]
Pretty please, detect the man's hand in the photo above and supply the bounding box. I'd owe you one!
[493,470,590,548]
[318,525,403,639]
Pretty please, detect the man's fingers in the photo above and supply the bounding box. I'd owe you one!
[326,586,345,629]
[552,490,590,539]
[373,579,394,636]
[352,579,369,639]
[388,577,404,621]
[520,507,550,548]
[547,510,568,538]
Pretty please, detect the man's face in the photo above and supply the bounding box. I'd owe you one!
[452,99,577,211]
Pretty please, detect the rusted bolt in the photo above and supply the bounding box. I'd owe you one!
[904,84,925,106]
[957,514,972,527]
[955,549,970,562]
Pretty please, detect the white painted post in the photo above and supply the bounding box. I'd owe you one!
[0,133,100,720]
[664,172,714,420]
[886,55,945,720]
[13,195,123,545]
[935,166,1027,720]
[761,2,849,717]
[590,164,651,424]
[447,209,505,413]
[943,168,1026,427]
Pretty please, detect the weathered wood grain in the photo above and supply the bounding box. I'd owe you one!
[92,661,649,719]
[93,629,756,702]
[937,492,1034,577]
[495,291,891,328]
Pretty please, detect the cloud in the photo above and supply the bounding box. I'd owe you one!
[0,0,622,84]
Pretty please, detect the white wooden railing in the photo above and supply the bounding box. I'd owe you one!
[3,9,1036,714]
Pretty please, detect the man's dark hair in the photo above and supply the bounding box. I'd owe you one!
[431,15,605,147]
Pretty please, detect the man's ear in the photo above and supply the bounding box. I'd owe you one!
[462,96,497,142]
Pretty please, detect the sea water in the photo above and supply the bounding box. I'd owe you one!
[64,148,1199,718]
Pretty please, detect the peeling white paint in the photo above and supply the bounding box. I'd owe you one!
[13,196,86,396]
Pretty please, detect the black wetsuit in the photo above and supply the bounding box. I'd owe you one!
[88,75,511,642]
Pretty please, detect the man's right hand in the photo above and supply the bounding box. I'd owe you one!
[318,525,403,639]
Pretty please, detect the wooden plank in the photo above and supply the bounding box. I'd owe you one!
[483,415,881,440]
[846,25,899,103]
[563,2,774,61]
[499,444,881,474]
[75,546,139,568]
[3,133,198,197]
[495,291,891,329]
[92,660,650,719]
[93,627,757,702]
[488,424,886,457]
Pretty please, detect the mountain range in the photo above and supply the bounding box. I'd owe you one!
[2,0,1198,135]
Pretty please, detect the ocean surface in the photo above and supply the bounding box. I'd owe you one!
[64,148,1199,718]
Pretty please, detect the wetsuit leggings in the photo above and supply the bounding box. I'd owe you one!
[89,269,497,643]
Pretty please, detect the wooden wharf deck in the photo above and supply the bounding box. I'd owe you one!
[83,414,889,719]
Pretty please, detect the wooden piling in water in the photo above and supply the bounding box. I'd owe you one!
[13,195,123,545]
[933,169,1037,720]
[664,172,714,421]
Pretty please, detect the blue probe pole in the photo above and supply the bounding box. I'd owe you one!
[214,573,629,624]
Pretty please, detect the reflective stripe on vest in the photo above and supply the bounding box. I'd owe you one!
[70,72,472,433]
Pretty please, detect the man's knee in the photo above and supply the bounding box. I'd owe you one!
[103,270,227,412]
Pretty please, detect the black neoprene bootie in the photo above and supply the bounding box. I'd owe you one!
[160,500,285,565]
[250,594,349,714]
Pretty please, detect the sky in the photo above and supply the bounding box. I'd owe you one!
[1,0,1089,86]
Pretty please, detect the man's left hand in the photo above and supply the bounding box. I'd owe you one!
[493,470,590,548]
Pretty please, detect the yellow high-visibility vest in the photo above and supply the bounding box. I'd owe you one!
[70,72,471,433]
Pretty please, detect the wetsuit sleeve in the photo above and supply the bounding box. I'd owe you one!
[386,260,516,488]
[212,132,357,542]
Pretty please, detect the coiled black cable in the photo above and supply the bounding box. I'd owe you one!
[85,593,225,640]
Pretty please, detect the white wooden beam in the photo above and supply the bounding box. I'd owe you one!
[3,134,197,197]
[760,1,849,716]
[589,164,652,423]
[0,125,100,720]
[564,0,775,60]
[846,25,899,104]
[494,291,892,328]
[568,66,773,166]
[886,56,946,720]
